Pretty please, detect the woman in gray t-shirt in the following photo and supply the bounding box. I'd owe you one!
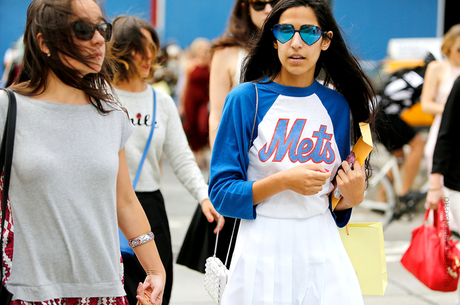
[1,0,165,304]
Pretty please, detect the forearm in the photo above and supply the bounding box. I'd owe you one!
[118,202,165,276]
[252,171,287,205]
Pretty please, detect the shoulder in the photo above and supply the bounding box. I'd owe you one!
[316,82,349,109]
[212,46,241,68]
[213,46,241,59]
[155,89,175,108]
[228,82,257,100]
[426,60,447,78]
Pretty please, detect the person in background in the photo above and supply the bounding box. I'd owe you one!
[208,0,275,150]
[209,0,376,303]
[421,24,460,174]
[374,55,434,207]
[108,15,222,305]
[182,37,212,168]
[2,0,165,304]
[426,76,460,302]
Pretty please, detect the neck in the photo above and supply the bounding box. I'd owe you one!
[35,72,89,105]
[114,78,147,92]
[448,57,460,68]
[273,70,314,88]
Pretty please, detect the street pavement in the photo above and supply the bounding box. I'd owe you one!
[159,158,458,305]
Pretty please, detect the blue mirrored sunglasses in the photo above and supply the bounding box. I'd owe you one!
[272,24,323,46]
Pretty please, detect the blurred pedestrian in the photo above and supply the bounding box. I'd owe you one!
[426,77,460,304]
[1,0,165,304]
[209,0,376,303]
[374,55,434,204]
[426,75,460,211]
[108,15,222,305]
[421,24,460,174]
[182,37,211,168]
[208,0,275,149]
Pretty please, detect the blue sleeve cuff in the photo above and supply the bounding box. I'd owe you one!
[328,196,352,228]
[210,180,257,220]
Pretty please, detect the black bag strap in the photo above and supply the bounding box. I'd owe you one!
[0,88,17,281]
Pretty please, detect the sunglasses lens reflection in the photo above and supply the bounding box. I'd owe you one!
[273,24,295,44]
[272,24,322,46]
[300,25,322,45]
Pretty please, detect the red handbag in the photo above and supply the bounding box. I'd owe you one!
[401,200,460,292]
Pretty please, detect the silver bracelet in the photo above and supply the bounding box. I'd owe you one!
[128,232,155,248]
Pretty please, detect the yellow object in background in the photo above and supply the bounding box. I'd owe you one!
[401,102,434,127]
[339,222,388,296]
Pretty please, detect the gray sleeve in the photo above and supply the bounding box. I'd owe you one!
[0,91,10,140]
[117,109,134,152]
[160,92,209,203]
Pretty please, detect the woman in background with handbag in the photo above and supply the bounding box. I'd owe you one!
[209,0,376,303]
[425,75,460,297]
[177,0,276,275]
[107,15,222,305]
[1,0,165,304]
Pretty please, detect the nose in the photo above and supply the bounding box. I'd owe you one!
[290,31,303,48]
[92,29,106,45]
[145,46,153,59]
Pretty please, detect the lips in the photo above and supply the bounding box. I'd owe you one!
[90,52,103,60]
[289,54,305,60]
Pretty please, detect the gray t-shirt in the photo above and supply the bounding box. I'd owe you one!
[0,91,133,301]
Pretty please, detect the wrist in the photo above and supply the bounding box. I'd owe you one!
[428,185,443,191]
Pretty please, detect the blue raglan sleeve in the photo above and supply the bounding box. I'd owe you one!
[320,89,352,227]
[209,83,257,220]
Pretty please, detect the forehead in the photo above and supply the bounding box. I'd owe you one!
[278,6,319,26]
[71,0,102,22]
[140,28,154,43]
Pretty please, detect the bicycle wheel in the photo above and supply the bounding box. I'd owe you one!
[353,168,396,230]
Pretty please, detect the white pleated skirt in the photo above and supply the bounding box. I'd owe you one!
[221,210,364,305]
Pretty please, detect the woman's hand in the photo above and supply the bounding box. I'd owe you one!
[201,198,225,233]
[335,160,365,209]
[136,274,165,305]
[426,189,443,210]
[425,173,443,209]
[283,164,331,196]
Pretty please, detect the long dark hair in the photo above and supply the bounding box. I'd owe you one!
[108,15,160,84]
[242,0,376,176]
[10,0,118,114]
[211,0,259,51]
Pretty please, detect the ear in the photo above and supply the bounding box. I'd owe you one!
[321,31,333,51]
[36,33,50,56]
[273,39,278,50]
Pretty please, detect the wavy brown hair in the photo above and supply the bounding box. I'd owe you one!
[10,0,119,114]
[211,0,260,52]
[108,15,160,84]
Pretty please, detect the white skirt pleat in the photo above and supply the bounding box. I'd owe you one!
[221,210,364,305]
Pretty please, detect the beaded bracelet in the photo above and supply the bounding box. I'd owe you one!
[128,232,155,248]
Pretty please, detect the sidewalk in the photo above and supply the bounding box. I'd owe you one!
[160,159,458,305]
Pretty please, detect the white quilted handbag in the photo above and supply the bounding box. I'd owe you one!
[205,83,259,304]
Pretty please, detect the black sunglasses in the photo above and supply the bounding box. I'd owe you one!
[70,20,112,42]
[249,0,279,12]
